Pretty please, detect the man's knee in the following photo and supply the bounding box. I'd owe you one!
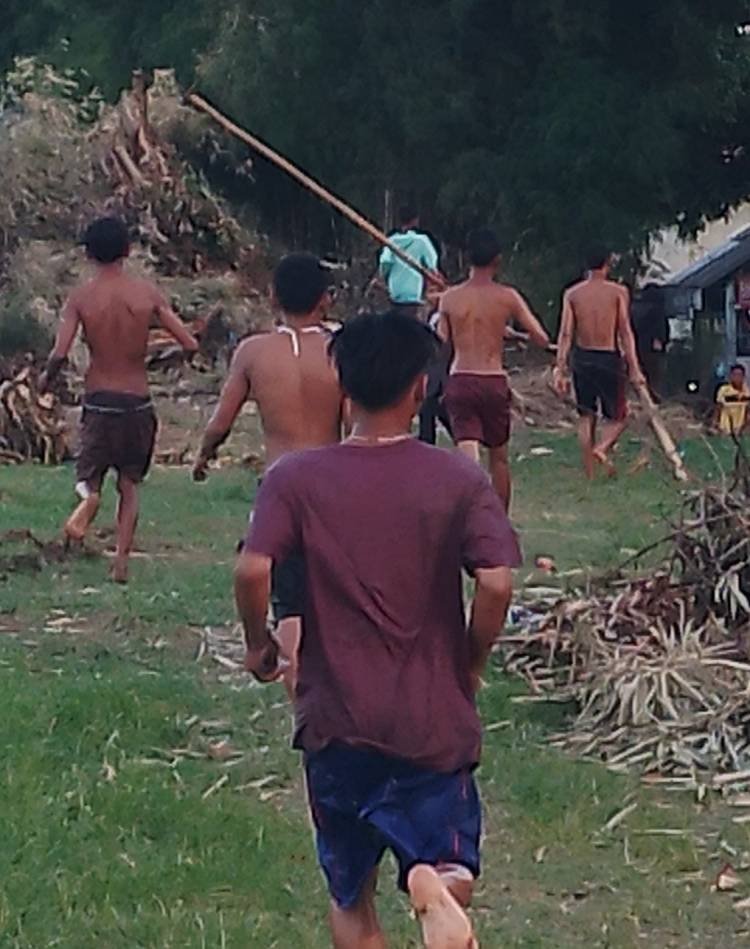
[117,474,138,496]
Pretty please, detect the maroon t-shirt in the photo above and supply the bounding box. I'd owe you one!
[246,439,522,773]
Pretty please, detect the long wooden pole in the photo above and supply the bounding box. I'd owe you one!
[185,92,444,288]
[635,381,690,482]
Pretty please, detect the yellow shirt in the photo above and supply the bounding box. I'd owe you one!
[717,383,750,434]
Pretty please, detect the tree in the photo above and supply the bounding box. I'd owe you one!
[198,0,750,310]
[4,2,750,313]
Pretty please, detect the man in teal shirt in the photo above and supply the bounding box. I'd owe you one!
[379,206,440,319]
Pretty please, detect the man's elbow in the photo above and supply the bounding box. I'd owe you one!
[234,552,272,591]
[184,335,200,353]
[476,567,513,604]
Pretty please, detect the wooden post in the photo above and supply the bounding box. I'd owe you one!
[185,93,444,289]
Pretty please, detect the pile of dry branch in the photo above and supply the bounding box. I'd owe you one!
[0,363,70,464]
[505,472,750,784]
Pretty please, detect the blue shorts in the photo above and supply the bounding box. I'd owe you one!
[305,742,481,909]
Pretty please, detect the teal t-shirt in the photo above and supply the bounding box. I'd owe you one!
[379,230,438,304]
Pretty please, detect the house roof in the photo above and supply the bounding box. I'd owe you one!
[666,226,750,289]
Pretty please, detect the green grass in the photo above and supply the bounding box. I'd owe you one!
[1,436,748,947]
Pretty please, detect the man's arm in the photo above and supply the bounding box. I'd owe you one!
[616,289,646,386]
[436,299,452,344]
[510,289,550,349]
[154,292,199,352]
[555,292,575,374]
[468,566,512,688]
[193,345,251,480]
[379,246,394,282]
[40,295,81,391]
[461,474,521,690]
[234,551,280,681]
[237,465,299,681]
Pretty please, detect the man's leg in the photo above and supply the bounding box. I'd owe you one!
[275,616,301,700]
[64,481,101,543]
[488,444,511,510]
[455,440,480,465]
[329,869,387,949]
[577,415,596,479]
[113,474,139,583]
[408,865,476,949]
[593,417,627,476]
[418,397,438,444]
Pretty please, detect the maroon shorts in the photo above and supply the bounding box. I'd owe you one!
[443,373,511,448]
[77,391,157,490]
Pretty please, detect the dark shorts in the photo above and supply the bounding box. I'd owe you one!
[443,373,511,448]
[271,552,305,622]
[389,302,421,320]
[572,349,627,421]
[305,742,481,909]
[76,391,157,490]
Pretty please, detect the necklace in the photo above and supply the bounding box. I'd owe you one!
[345,433,413,445]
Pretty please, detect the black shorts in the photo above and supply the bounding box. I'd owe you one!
[271,552,305,622]
[572,349,626,421]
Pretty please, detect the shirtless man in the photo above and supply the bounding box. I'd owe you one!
[554,248,645,478]
[40,216,199,583]
[439,228,551,508]
[193,253,343,691]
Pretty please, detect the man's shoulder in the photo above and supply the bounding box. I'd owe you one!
[564,279,587,299]
[441,281,470,306]
[262,444,338,487]
[410,441,488,484]
[234,331,276,361]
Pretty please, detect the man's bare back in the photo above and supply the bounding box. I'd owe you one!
[562,276,626,352]
[440,280,548,373]
[226,326,342,466]
[49,269,198,397]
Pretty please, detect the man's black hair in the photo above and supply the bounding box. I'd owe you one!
[329,311,438,411]
[398,204,418,227]
[84,216,130,264]
[467,228,501,268]
[273,253,329,315]
[730,363,746,375]
[585,246,612,272]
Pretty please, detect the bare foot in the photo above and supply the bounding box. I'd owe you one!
[408,865,477,949]
[110,558,129,584]
[592,448,617,478]
[64,495,100,542]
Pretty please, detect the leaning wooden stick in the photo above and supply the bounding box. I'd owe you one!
[634,381,690,483]
[185,92,444,289]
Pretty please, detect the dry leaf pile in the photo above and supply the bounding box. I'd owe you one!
[505,475,750,782]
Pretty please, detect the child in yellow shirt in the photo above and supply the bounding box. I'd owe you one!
[715,364,750,435]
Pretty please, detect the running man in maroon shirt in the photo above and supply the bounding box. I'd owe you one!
[235,312,520,948]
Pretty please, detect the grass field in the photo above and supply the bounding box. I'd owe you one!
[1,431,749,947]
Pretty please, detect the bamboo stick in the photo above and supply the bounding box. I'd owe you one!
[634,381,690,483]
[185,93,444,289]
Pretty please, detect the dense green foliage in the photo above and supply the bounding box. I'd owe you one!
[3,2,750,305]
